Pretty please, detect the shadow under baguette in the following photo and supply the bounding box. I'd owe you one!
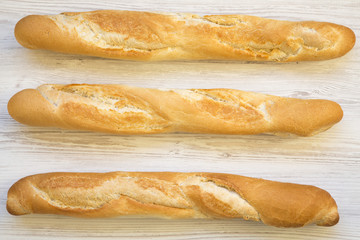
[5,214,341,240]
[17,48,353,89]
[2,123,350,161]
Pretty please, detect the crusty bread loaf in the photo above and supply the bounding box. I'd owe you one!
[8,84,343,136]
[6,172,339,227]
[14,10,355,62]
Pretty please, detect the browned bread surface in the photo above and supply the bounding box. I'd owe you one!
[7,84,343,136]
[14,10,356,61]
[7,172,339,227]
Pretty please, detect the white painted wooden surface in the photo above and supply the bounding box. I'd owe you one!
[0,0,359,239]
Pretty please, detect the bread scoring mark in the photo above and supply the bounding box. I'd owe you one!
[42,84,153,117]
[37,84,173,132]
[216,39,286,60]
[202,15,249,26]
[187,90,264,122]
[217,26,333,61]
[296,27,332,50]
[166,88,264,123]
[171,89,204,101]
[32,176,192,210]
[168,13,245,27]
[258,101,273,122]
[37,85,60,107]
[181,176,260,220]
[49,14,171,52]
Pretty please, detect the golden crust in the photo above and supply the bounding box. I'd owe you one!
[7,89,58,127]
[269,98,343,136]
[7,172,339,227]
[14,10,355,61]
[7,84,343,136]
[205,173,339,227]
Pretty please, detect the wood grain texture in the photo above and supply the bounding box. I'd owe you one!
[0,0,359,239]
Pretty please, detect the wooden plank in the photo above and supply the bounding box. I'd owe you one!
[0,0,359,239]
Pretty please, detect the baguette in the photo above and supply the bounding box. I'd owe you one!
[7,172,339,227]
[7,84,343,136]
[14,10,355,62]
